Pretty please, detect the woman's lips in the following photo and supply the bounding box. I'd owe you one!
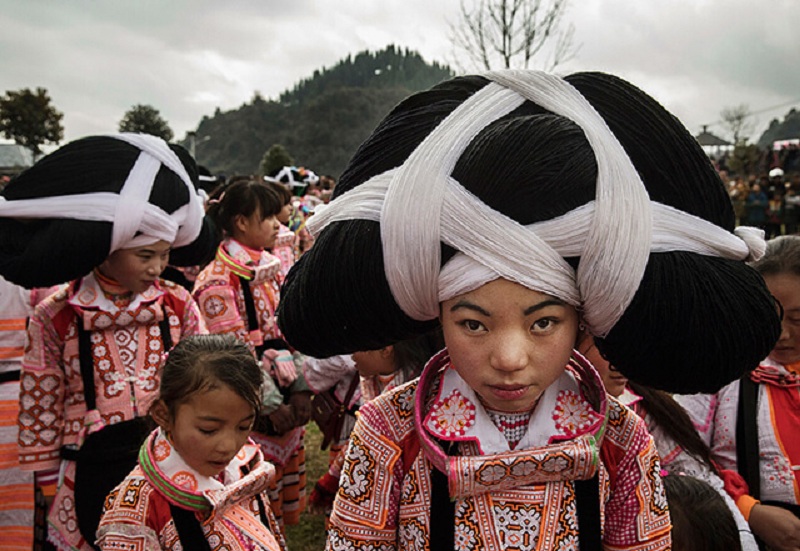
[487,384,529,400]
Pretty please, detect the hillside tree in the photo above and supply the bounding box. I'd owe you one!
[720,104,754,146]
[119,104,174,141]
[450,0,578,70]
[260,144,294,177]
[0,87,64,157]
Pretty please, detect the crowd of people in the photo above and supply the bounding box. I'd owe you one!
[0,70,797,551]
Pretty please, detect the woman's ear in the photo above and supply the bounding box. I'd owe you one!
[149,399,171,429]
[380,345,394,359]
[233,214,248,235]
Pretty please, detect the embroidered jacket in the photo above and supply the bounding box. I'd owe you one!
[97,429,286,551]
[193,239,308,465]
[18,274,205,550]
[327,350,671,551]
[676,358,800,515]
[272,224,297,278]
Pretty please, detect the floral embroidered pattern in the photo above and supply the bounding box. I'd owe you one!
[552,390,594,437]
[427,389,476,437]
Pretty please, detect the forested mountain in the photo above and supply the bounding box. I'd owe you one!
[757,108,800,148]
[189,45,454,177]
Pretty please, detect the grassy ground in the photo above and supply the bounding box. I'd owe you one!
[284,423,330,550]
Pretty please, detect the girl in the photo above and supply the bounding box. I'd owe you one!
[264,179,299,278]
[576,331,758,550]
[276,71,780,549]
[0,134,216,550]
[97,334,285,550]
[193,179,311,529]
[678,235,800,551]
[309,333,443,514]
[352,330,443,403]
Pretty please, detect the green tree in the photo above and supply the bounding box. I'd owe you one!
[0,87,64,157]
[260,144,294,177]
[119,104,174,141]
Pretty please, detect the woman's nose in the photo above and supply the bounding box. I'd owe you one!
[490,332,528,372]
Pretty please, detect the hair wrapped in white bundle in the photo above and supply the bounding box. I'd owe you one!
[0,133,204,253]
[309,71,765,338]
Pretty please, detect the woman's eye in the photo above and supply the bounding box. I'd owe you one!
[531,318,554,332]
[198,428,216,435]
[461,319,485,332]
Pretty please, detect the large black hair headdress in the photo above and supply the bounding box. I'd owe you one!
[0,133,217,288]
[278,71,780,393]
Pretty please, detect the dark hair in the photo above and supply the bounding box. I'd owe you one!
[0,136,218,287]
[663,475,742,551]
[392,328,444,381]
[628,381,717,471]
[206,179,282,237]
[277,73,780,394]
[265,180,292,206]
[159,334,263,417]
[751,235,800,277]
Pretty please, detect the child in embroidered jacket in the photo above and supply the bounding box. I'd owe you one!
[97,334,285,551]
[193,179,311,528]
[275,72,781,550]
[0,134,216,550]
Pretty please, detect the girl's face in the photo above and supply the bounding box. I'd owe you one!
[277,202,292,225]
[764,272,800,366]
[152,383,255,477]
[577,334,628,398]
[440,278,579,412]
[233,209,280,250]
[97,240,170,294]
[351,347,396,378]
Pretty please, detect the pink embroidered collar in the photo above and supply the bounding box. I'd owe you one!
[224,239,281,286]
[141,428,274,516]
[68,272,165,329]
[414,349,608,499]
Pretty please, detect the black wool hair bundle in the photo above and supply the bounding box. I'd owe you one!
[278,72,780,394]
[0,135,219,288]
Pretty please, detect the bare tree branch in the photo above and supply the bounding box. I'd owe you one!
[450,0,578,71]
[720,104,755,146]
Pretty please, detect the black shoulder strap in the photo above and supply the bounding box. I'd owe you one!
[736,375,761,500]
[169,504,212,551]
[237,275,266,358]
[574,474,602,551]
[76,312,174,411]
[429,467,455,551]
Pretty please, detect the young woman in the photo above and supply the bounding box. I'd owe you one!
[193,179,311,529]
[275,71,779,549]
[0,134,216,550]
[678,235,800,551]
[576,331,758,550]
[97,334,285,550]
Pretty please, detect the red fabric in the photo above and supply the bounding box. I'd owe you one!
[717,465,750,502]
[767,384,800,489]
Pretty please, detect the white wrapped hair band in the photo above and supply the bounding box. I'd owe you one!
[0,133,204,253]
[309,70,764,337]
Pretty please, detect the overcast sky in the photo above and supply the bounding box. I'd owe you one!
[1,0,798,152]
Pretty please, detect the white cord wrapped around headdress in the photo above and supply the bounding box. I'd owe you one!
[309,71,765,338]
[0,133,205,253]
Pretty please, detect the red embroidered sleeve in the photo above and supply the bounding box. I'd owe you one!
[17,302,68,471]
